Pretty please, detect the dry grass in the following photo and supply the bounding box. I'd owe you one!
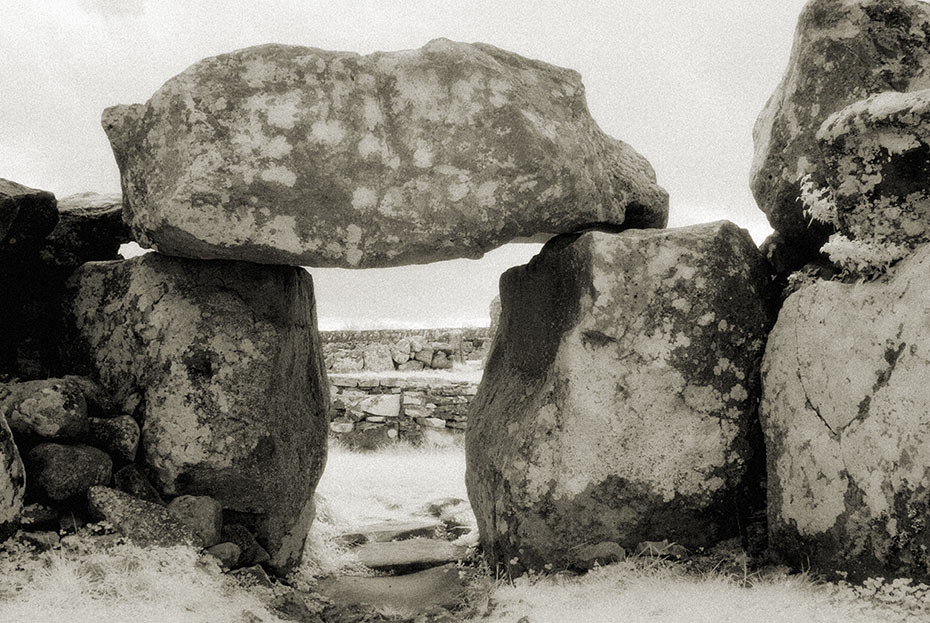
[0,535,288,623]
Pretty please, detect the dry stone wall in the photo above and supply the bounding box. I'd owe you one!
[328,374,478,449]
[322,328,491,373]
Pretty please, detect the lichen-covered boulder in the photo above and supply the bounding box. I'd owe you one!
[63,253,329,574]
[27,443,112,502]
[750,0,930,258]
[0,416,25,539]
[761,244,930,581]
[0,378,90,440]
[817,88,930,248]
[466,222,772,575]
[87,486,199,547]
[39,192,131,271]
[101,39,668,268]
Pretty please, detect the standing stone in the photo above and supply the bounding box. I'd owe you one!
[750,0,930,261]
[0,378,90,439]
[467,222,771,574]
[817,88,930,248]
[0,416,25,539]
[761,244,930,581]
[101,39,668,268]
[63,253,329,574]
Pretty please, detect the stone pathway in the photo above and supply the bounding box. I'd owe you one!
[315,497,475,619]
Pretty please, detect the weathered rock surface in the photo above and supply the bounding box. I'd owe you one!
[39,192,131,270]
[750,0,930,256]
[761,244,930,581]
[88,415,140,463]
[63,253,329,573]
[353,538,467,573]
[113,464,164,505]
[102,39,668,268]
[27,443,112,502]
[0,378,90,439]
[466,222,772,574]
[0,415,25,539]
[817,87,930,248]
[167,494,223,547]
[316,564,467,615]
[87,486,199,547]
[0,178,57,256]
[339,519,442,545]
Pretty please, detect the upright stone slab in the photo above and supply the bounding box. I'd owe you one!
[761,245,930,581]
[102,39,668,268]
[750,0,930,260]
[466,222,771,575]
[64,254,329,573]
[817,88,930,248]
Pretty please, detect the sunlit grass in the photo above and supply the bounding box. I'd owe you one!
[0,537,287,623]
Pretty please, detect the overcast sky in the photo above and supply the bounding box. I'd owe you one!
[2,0,808,329]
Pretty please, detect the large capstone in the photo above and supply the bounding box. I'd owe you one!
[761,244,930,581]
[466,222,771,575]
[750,0,930,262]
[817,88,930,249]
[101,39,668,268]
[63,254,329,574]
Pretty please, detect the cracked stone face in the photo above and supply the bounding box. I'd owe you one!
[63,254,330,574]
[102,39,668,268]
[817,87,930,248]
[465,221,772,575]
[750,0,930,258]
[761,244,930,581]
[0,414,25,539]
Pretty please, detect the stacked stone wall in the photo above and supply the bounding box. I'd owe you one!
[328,373,479,449]
[321,328,491,373]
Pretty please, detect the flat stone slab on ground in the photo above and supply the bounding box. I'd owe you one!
[352,538,467,573]
[316,564,466,615]
[339,519,442,545]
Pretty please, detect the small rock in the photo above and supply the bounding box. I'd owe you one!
[204,542,241,569]
[419,417,447,429]
[358,394,401,418]
[87,486,199,547]
[27,443,111,501]
[573,542,626,570]
[1,378,90,439]
[222,523,269,567]
[413,348,434,366]
[88,415,140,463]
[167,495,223,547]
[112,464,164,505]
[231,564,273,588]
[430,352,453,370]
[270,589,321,622]
[398,360,426,372]
[363,346,395,372]
[329,421,354,434]
[365,416,387,423]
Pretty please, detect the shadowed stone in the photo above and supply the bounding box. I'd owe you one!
[316,564,467,615]
[88,486,198,547]
[0,416,25,539]
[352,538,467,573]
[101,39,667,268]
